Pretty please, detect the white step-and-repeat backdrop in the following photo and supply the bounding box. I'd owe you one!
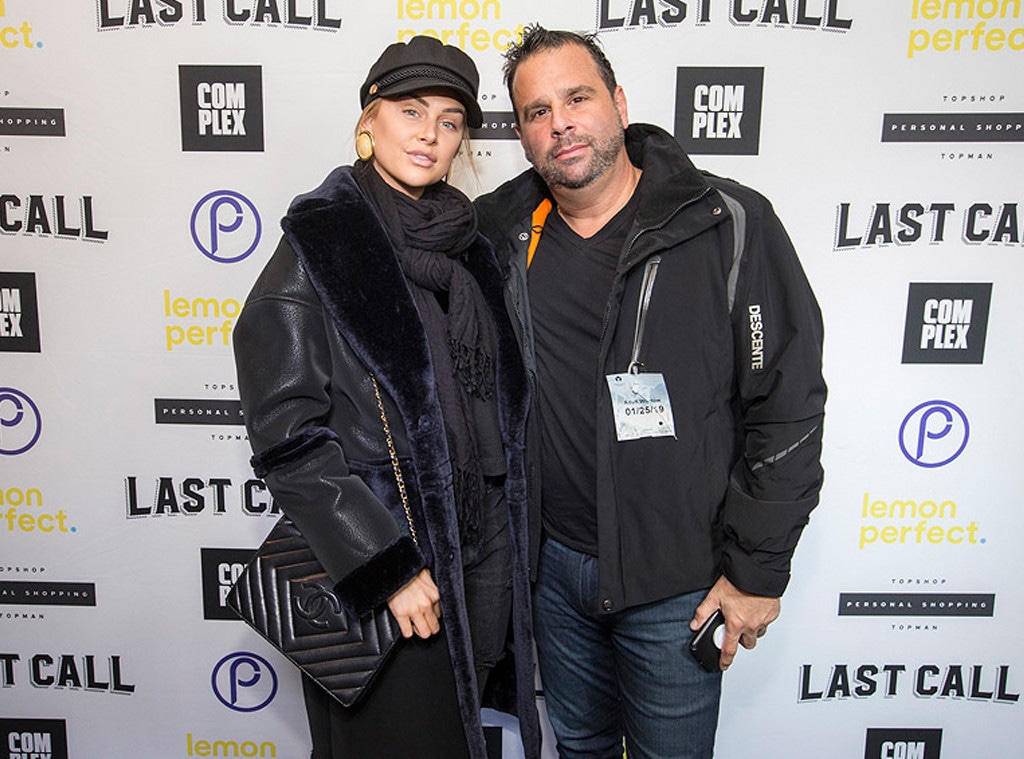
[3,2,1021,757]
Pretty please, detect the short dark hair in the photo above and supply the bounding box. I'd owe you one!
[502,24,618,120]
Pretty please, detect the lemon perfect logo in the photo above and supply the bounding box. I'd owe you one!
[163,289,241,352]
[396,0,524,52]
[858,492,983,551]
[0,0,42,50]
[908,0,1024,58]
[2,486,76,535]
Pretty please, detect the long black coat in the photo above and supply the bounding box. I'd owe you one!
[233,166,539,759]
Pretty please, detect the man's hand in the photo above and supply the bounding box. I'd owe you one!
[387,569,442,639]
[690,575,780,670]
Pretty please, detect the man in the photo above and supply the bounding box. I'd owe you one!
[474,24,826,759]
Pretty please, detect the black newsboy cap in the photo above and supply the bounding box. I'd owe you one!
[359,36,483,129]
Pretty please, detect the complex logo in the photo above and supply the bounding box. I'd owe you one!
[211,652,278,712]
[200,548,254,620]
[799,662,1018,703]
[0,272,40,352]
[674,67,763,155]
[595,0,853,31]
[0,653,135,693]
[0,719,69,759]
[902,283,992,364]
[882,113,1023,142]
[838,592,994,617]
[899,400,969,468]
[0,387,41,455]
[179,65,264,152]
[0,108,64,136]
[0,581,96,606]
[125,476,278,517]
[865,729,942,759]
[190,190,261,263]
[96,0,342,30]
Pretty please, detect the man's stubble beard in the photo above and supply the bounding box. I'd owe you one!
[525,122,626,191]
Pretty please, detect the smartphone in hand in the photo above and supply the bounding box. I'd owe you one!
[688,609,725,672]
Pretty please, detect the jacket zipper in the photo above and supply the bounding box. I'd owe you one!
[596,185,715,368]
[628,255,660,374]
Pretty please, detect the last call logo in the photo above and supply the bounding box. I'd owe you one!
[798,662,1018,704]
[834,201,1022,250]
[0,194,109,241]
[97,0,341,30]
[0,272,40,353]
[0,653,135,694]
[595,0,853,32]
[0,719,69,759]
[902,282,992,364]
[674,67,763,156]
[125,476,280,518]
[179,65,264,152]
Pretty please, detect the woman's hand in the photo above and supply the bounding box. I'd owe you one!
[387,569,442,639]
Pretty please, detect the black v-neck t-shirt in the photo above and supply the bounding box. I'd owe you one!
[528,196,639,555]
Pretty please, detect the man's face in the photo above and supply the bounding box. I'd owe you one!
[511,44,628,190]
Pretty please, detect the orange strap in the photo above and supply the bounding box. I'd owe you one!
[526,198,553,270]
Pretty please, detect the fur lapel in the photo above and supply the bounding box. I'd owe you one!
[281,166,449,473]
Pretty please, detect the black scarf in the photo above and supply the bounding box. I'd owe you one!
[355,161,501,550]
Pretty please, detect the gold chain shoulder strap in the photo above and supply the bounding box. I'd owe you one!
[370,376,418,547]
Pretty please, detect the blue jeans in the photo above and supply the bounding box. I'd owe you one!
[533,537,722,759]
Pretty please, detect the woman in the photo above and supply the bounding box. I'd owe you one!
[233,36,539,759]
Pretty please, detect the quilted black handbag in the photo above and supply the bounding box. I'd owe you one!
[227,377,418,707]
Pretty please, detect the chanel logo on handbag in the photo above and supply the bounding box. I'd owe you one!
[294,580,345,631]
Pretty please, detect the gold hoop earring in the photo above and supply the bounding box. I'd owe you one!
[355,130,374,161]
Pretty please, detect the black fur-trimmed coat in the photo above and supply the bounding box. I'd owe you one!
[233,166,539,759]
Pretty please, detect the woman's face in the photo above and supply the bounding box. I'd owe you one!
[362,90,466,199]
